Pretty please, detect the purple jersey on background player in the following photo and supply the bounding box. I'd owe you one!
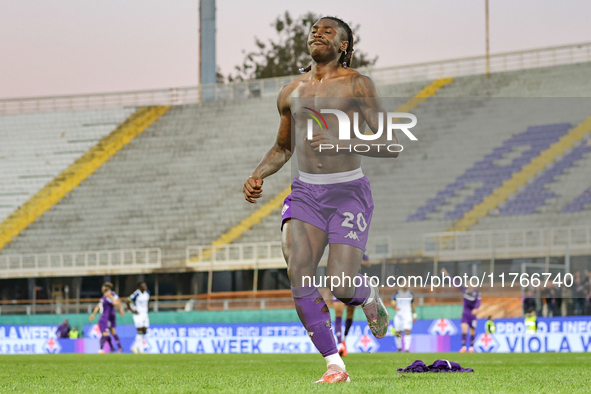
[98,292,119,333]
[444,274,481,327]
[459,286,481,328]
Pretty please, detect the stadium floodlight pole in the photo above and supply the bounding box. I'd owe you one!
[485,0,490,75]
[199,0,217,102]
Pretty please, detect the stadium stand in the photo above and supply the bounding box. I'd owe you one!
[0,99,292,265]
[0,107,137,223]
[563,184,591,213]
[0,106,169,251]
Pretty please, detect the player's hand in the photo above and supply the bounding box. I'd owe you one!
[120,311,125,317]
[132,309,138,315]
[243,176,263,204]
[395,308,400,312]
[309,131,339,152]
[413,318,417,323]
[472,309,478,315]
[89,314,95,321]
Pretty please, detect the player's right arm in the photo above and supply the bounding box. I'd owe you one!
[390,299,397,310]
[243,84,293,204]
[126,291,139,314]
[391,290,400,311]
[125,299,137,314]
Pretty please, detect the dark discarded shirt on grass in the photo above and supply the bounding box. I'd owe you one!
[397,360,474,373]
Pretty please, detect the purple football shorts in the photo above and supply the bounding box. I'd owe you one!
[108,314,117,328]
[98,318,112,333]
[281,194,292,231]
[290,169,373,251]
[461,312,477,329]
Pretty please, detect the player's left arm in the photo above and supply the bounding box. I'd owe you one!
[352,74,400,158]
[411,296,417,322]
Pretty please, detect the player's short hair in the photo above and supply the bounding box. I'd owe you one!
[137,281,146,288]
[301,16,354,73]
[102,282,113,290]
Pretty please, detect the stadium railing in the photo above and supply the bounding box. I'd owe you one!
[1,41,590,115]
[185,225,591,274]
[186,242,284,271]
[423,225,591,262]
[0,248,161,279]
[0,288,499,315]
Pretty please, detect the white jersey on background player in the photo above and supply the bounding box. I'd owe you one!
[130,288,150,326]
[391,288,416,352]
[126,282,150,353]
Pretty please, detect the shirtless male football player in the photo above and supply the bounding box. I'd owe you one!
[244,16,400,383]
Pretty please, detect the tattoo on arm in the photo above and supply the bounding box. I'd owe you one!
[250,87,293,179]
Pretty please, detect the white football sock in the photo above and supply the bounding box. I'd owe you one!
[395,336,402,350]
[133,334,141,349]
[404,334,412,351]
[138,334,145,351]
[324,353,346,370]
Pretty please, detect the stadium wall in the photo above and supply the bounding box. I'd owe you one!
[0,304,463,327]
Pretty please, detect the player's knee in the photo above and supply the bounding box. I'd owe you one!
[289,263,316,286]
[331,287,352,303]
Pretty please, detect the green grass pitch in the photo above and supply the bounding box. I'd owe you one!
[1,353,590,393]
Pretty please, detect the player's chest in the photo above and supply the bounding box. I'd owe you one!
[293,79,355,98]
[291,85,357,118]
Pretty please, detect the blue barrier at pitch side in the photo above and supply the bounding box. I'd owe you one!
[1,316,591,354]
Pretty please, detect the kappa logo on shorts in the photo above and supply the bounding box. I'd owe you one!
[344,231,359,241]
[282,204,289,215]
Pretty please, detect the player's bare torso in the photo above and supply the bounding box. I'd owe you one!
[280,68,374,174]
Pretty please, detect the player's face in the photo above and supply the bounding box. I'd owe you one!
[139,283,147,292]
[308,19,346,63]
